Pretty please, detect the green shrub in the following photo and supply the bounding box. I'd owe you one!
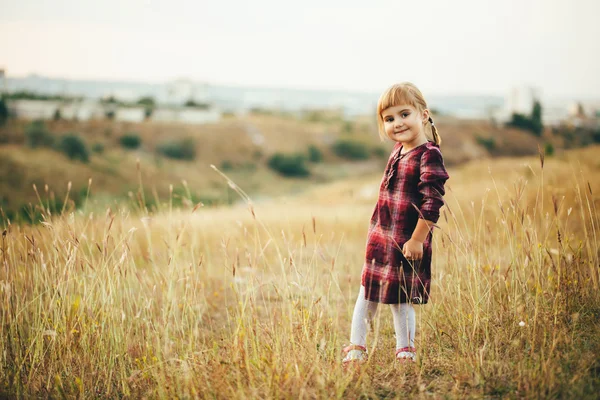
[25,120,54,148]
[476,136,496,152]
[157,138,196,160]
[544,142,554,156]
[267,153,310,177]
[221,160,233,171]
[120,133,142,149]
[58,133,89,162]
[307,145,323,163]
[92,143,105,154]
[331,139,369,160]
[372,146,388,158]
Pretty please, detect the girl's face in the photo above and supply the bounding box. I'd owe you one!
[381,104,429,149]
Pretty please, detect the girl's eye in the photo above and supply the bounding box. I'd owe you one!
[385,117,393,122]
[402,113,410,118]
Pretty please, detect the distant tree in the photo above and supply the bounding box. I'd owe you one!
[531,100,543,136]
[144,108,153,119]
[184,99,210,109]
[53,109,62,121]
[593,128,600,144]
[4,91,78,101]
[508,100,544,136]
[0,97,8,126]
[136,97,155,119]
[136,96,156,107]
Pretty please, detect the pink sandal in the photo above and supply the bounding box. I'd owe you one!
[395,346,416,362]
[342,344,368,364]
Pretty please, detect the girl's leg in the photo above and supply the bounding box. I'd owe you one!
[349,286,379,347]
[389,302,416,350]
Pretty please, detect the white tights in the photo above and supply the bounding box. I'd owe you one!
[350,286,416,349]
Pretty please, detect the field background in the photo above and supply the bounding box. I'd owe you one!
[1,115,599,398]
[0,113,546,219]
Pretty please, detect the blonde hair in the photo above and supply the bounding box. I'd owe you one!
[376,82,441,145]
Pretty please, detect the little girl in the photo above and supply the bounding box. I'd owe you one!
[343,82,449,364]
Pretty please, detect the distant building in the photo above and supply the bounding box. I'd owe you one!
[10,100,60,119]
[152,106,220,124]
[8,98,220,124]
[115,106,146,123]
[164,79,210,106]
[60,100,104,121]
[564,101,600,129]
[568,102,586,118]
[507,86,541,116]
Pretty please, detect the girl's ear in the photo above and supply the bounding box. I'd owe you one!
[422,109,430,124]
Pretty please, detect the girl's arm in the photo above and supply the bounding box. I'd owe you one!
[417,147,449,224]
[404,147,449,260]
[411,218,435,242]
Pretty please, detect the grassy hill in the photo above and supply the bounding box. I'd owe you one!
[0,113,558,222]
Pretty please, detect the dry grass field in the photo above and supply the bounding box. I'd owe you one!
[1,144,599,398]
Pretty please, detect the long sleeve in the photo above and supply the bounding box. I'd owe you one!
[417,146,449,223]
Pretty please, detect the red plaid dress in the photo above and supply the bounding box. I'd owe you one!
[361,141,449,304]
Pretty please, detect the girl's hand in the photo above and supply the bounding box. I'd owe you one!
[402,239,423,260]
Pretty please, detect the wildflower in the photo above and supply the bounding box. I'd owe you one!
[519,321,526,327]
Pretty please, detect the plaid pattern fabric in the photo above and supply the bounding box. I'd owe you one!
[361,141,449,304]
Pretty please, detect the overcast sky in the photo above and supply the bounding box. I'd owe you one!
[0,0,598,98]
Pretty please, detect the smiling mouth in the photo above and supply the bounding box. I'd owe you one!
[394,128,409,134]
